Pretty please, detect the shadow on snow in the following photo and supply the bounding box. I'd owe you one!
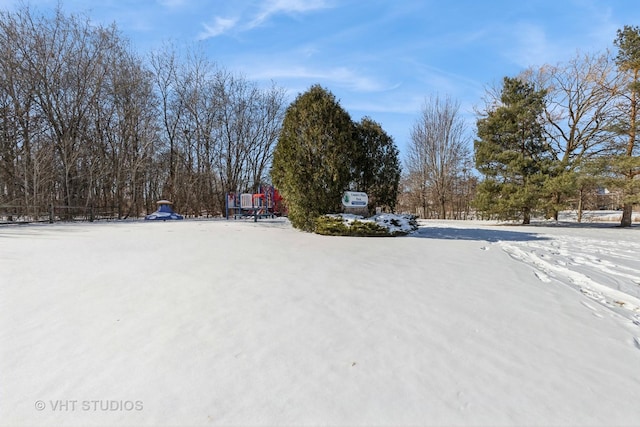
[411,226,549,242]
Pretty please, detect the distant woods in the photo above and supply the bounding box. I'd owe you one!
[0,6,286,219]
[1,5,638,226]
[403,26,640,227]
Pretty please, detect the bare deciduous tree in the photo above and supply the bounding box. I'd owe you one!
[150,46,286,216]
[405,95,470,219]
[522,52,622,220]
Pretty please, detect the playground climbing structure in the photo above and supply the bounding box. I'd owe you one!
[225,185,284,221]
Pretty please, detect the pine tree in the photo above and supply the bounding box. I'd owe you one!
[474,77,551,224]
[613,25,640,227]
[271,85,355,231]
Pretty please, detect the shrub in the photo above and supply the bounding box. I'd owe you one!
[313,214,417,237]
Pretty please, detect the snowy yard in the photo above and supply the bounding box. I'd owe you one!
[1,217,639,426]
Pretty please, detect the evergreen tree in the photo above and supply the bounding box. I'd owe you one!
[353,117,401,213]
[271,85,355,231]
[613,25,640,227]
[474,77,551,224]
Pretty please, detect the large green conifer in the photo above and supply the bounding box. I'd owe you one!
[271,85,355,231]
[474,77,551,224]
[613,25,640,227]
[353,117,401,213]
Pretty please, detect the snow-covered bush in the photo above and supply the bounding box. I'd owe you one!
[314,213,418,236]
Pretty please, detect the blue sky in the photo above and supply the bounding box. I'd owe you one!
[3,0,639,157]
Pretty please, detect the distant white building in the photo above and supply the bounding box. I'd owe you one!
[595,187,621,210]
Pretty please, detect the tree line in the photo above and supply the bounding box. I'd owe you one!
[0,5,401,228]
[0,6,285,220]
[403,26,640,227]
[1,5,638,228]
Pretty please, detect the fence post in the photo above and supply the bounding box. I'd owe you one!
[49,203,54,223]
[89,204,94,222]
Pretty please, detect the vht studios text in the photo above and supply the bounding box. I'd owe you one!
[35,400,143,412]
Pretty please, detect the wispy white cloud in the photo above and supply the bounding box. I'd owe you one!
[498,2,624,71]
[197,16,238,40]
[197,0,332,40]
[503,22,557,69]
[572,2,620,52]
[245,63,396,93]
[249,0,332,28]
[347,94,423,116]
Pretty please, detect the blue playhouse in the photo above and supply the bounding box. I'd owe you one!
[145,200,184,221]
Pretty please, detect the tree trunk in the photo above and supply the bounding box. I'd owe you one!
[522,207,531,225]
[621,202,633,227]
[422,189,427,219]
[577,196,583,223]
[621,68,637,227]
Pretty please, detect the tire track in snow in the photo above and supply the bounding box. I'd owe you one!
[499,237,640,318]
[502,235,640,351]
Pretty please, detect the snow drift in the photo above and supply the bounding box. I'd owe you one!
[1,217,639,426]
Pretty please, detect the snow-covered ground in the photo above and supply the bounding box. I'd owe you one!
[1,216,639,426]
